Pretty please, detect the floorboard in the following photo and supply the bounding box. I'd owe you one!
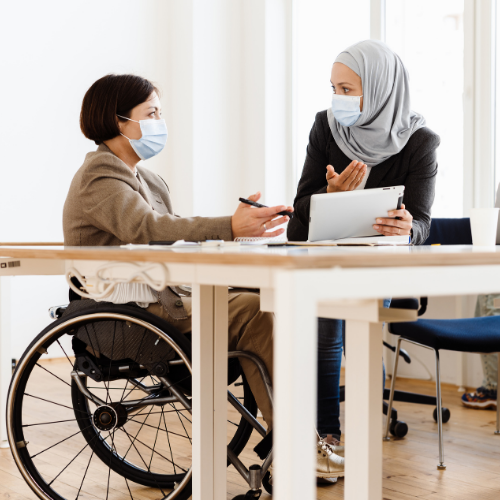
[2,360,500,499]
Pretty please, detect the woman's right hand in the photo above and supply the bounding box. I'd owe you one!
[326,160,367,193]
[231,192,293,239]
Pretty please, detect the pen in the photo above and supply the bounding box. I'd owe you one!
[238,198,294,218]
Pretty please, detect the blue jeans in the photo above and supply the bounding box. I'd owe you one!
[317,299,390,438]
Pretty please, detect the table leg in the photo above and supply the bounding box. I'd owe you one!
[0,276,11,448]
[191,285,228,500]
[274,271,317,500]
[345,319,383,500]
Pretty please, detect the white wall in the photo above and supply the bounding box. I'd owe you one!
[0,0,293,358]
[0,0,171,357]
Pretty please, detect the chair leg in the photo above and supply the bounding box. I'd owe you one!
[435,349,446,470]
[496,352,500,435]
[384,337,403,441]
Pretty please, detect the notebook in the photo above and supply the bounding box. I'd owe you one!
[234,235,409,246]
[234,235,288,245]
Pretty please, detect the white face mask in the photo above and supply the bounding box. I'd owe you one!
[330,94,363,127]
[117,115,168,160]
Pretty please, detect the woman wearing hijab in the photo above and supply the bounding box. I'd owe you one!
[287,40,440,479]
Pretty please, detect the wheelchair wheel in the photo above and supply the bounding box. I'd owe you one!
[262,470,273,494]
[7,303,258,500]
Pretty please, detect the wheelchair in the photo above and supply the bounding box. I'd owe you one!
[7,298,274,500]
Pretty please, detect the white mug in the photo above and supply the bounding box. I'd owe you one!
[470,208,500,246]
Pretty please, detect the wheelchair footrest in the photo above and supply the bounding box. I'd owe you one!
[253,431,272,460]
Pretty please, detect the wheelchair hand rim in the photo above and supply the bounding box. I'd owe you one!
[7,312,193,500]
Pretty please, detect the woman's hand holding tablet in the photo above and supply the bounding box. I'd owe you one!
[373,203,413,236]
[323,157,414,237]
[326,160,367,193]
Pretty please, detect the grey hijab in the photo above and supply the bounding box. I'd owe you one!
[327,39,426,167]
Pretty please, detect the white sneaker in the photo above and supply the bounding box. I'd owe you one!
[267,436,345,484]
[316,437,344,479]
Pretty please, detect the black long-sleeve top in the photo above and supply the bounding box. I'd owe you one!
[287,110,440,245]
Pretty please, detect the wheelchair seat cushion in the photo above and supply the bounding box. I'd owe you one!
[390,316,500,352]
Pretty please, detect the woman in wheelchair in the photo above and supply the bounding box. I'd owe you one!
[6,74,343,500]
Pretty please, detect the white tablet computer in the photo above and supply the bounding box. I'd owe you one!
[308,186,405,242]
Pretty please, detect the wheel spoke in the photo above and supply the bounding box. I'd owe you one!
[121,405,154,461]
[119,379,130,404]
[31,424,93,459]
[124,478,134,500]
[86,386,142,391]
[23,418,77,428]
[25,393,89,415]
[126,417,191,440]
[56,339,74,368]
[119,427,187,472]
[106,429,117,500]
[161,407,177,475]
[75,450,94,500]
[132,408,191,418]
[118,428,167,496]
[48,438,92,486]
[147,410,162,470]
[121,376,148,402]
[169,403,192,444]
[35,362,71,387]
[174,407,192,425]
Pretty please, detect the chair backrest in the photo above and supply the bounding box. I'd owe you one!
[423,218,472,245]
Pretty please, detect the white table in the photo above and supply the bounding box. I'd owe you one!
[2,244,500,500]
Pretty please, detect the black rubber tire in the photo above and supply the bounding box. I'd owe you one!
[389,420,409,438]
[262,471,273,494]
[433,407,451,424]
[232,492,262,500]
[227,373,258,463]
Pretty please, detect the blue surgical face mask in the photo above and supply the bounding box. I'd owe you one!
[330,94,363,127]
[117,115,168,160]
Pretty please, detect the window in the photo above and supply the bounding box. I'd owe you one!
[294,0,370,185]
[496,3,500,197]
[386,0,465,217]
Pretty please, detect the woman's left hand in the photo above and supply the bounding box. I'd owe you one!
[373,203,413,236]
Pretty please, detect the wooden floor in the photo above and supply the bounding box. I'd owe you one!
[2,359,500,500]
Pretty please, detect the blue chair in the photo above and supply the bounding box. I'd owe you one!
[386,218,500,470]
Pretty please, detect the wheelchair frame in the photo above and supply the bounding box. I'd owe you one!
[7,308,274,500]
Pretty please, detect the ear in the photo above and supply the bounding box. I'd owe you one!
[116,116,126,134]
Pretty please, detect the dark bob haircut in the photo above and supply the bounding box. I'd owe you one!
[80,74,159,145]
